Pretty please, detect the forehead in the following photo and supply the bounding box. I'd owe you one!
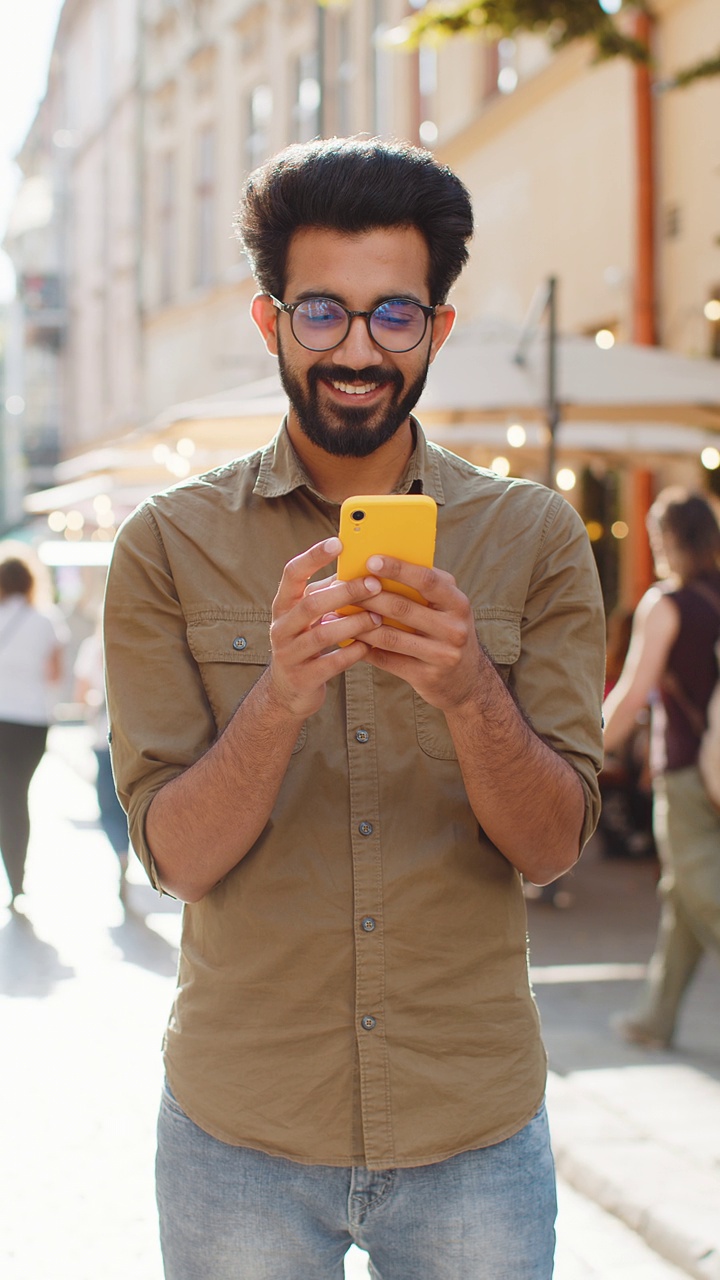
[284,226,431,304]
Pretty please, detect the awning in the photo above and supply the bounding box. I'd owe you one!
[418,318,720,430]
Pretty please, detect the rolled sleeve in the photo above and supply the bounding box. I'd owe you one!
[103,505,218,890]
[513,493,605,850]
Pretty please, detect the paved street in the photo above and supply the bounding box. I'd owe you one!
[1,725,718,1279]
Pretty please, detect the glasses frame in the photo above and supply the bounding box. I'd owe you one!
[269,294,437,353]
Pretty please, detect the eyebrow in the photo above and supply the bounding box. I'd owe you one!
[289,289,428,308]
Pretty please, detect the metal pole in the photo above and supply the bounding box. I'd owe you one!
[514,276,560,490]
[546,276,559,490]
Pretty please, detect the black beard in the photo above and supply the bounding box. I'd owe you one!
[277,338,431,459]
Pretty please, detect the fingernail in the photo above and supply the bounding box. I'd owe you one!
[366,555,383,572]
[324,538,342,554]
[364,576,381,592]
[370,613,382,625]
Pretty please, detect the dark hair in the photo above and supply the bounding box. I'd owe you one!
[648,487,720,571]
[0,556,35,600]
[234,136,474,305]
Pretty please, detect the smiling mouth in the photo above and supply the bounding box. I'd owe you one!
[327,379,386,396]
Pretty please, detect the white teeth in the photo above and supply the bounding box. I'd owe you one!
[331,381,378,395]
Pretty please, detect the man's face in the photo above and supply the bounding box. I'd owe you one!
[253,226,454,459]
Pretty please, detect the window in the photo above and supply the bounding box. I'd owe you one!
[158,151,176,304]
[291,50,321,143]
[246,85,273,173]
[336,12,354,137]
[194,126,215,288]
[372,0,394,137]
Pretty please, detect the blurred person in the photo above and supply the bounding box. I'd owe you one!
[74,621,130,901]
[597,606,655,860]
[603,488,720,1048]
[104,137,605,1280]
[0,551,68,910]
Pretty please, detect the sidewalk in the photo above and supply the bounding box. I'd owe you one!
[526,835,720,1280]
[2,725,719,1278]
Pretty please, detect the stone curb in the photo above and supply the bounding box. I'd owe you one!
[547,1071,720,1280]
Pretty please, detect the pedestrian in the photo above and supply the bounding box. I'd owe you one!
[597,605,655,860]
[603,487,720,1048]
[0,550,68,910]
[104,137,605,1280]
[74,621,130,902]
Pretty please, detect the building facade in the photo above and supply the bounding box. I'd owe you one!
[3,0,720,606]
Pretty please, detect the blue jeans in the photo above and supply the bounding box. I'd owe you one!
[156,1081,557,1280]
[94,748,129,857]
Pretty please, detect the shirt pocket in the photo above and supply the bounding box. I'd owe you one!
[185,610,307,753]
[414,610,522,760]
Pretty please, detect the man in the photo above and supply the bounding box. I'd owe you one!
[105,137,605,1280]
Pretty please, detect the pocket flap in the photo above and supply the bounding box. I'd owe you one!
[186,611,271,665]
[474,610,521,667]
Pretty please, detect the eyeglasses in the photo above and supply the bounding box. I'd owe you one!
[269,295,436,353]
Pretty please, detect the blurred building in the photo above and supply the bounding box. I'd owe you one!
[3,0,720,611]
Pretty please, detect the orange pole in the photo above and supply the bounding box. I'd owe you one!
[633,10,657,346]
[630,469,657,605]
[630,12,657,601]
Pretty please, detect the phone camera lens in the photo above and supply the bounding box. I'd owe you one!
[351,510,365,522]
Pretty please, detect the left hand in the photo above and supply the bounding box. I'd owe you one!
[354,555,486,711]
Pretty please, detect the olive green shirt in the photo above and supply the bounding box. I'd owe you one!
[104,421,604,1170]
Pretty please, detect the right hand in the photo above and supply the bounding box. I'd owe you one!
[266,538,382,719]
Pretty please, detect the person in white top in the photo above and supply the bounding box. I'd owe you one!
[0,553,67,909]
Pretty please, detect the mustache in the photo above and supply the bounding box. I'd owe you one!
[308,365,404,392]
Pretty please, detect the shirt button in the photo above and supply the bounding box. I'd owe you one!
[361,1015,377,1031]
[361,916,376,932]
[358,821,373,837]
[232,636,247,651]
[355,729,370,743]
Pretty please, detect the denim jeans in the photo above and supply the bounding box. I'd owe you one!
[156,1081,557,1280]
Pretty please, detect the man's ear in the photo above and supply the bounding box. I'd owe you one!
[428,304,456,365]
[251,293,279,356]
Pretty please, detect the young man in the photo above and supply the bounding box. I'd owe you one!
[104,137,605,1280]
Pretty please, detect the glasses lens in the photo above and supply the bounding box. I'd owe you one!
[292,298,348,350]
[370,300,427,352]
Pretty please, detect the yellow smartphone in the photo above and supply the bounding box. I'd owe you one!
[336,494,437,634]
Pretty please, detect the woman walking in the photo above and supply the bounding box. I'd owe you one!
[0,553,67,910]
[603,489,720,1048]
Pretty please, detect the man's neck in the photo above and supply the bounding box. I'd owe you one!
[286,415,416,503]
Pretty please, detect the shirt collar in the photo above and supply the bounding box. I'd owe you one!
[253,418,445,506]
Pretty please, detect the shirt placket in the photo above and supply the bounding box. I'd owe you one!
[344,660,394,1167]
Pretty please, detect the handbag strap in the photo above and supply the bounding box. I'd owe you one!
[661,669,706,739]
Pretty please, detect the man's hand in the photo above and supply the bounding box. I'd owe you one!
[352,555,486,711]
[267,538,383,718]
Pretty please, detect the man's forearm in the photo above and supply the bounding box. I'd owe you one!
[146,669,306,902]
[445,657,585,885]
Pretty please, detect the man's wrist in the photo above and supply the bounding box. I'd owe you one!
[256,664,316,724]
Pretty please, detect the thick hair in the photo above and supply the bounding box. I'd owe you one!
[234,136,474,305]
[648,487,720,571]
[0,556,35,600]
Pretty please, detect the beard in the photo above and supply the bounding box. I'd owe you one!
[277,335,431,459]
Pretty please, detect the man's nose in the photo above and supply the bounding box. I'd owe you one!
[331,315,384,367]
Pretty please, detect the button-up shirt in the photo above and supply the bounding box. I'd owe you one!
[104,421,604,1170]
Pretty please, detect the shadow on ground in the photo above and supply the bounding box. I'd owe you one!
[0,912,75,997]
